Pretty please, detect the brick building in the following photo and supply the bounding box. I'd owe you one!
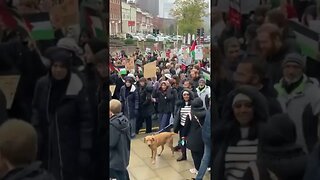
[110,0,122,35]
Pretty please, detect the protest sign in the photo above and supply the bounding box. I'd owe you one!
[50,0,78,28]
[125,57,135,70]
[0,75,20,109]
[109,85,116,96]
[143,61,157,78]
[195,45,203,60]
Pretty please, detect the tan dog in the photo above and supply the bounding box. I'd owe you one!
[144,132,176,164]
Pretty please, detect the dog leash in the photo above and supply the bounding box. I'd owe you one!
[149,123,173,135]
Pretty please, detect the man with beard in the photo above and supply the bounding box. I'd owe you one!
[234,57,282,115]
[274,53,320,154]
[257,23,294,86]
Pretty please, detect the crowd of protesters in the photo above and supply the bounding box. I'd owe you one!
[109,44,211,179]
[213,0,320,180]
[0,2,109,180]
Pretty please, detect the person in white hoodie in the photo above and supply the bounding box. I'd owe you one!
[196,78,210,110]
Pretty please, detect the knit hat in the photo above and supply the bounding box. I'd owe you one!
[46,48,72,69]
[191,97,205,112]
[57,37,83,56]
[232,93,252,106]
[282,53,306,68]
[199,78,206,83]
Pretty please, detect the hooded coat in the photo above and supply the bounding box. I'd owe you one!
[138,84,155,117]
[31,71,93,180]
[152,81,175,114]
[1,162,56,180]
[182,97,206,153]
[109,113,131,171]
[120,78,139,119]
[213,85,269,180]
[243,113,307,180]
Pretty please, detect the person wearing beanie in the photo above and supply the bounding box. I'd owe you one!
[181,97,206,175]
[31,48,94,180]
[243,114,306,180]
[213,85,269,180]
[119,75,139,138]
[196,78,210,110]
[274,52,320,153]
[136,77,154,134]
[0,119,56,180]
[173,89,195,161]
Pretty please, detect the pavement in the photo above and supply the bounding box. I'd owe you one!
[128,133,211,180]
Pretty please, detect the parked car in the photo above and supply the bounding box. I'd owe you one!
[146,34,157,41]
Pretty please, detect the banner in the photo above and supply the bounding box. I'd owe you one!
[0,75,20,109]
[143,61,157,78]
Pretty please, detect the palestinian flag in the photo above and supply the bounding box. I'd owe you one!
[0,5,32,37]
[190,40,197,62]
[109,62,119,73]
[23,13,55,40]
[86,7,105,39]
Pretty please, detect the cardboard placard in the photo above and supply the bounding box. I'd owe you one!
[143,61,157,78]
[109,85,116,96]
[125,57,135,70]
[50,0,78,28]
[0,75,20,109]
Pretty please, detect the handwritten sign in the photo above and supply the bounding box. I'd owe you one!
[50,0,78,28]
[0,75,20,109]
[143,61,157,78]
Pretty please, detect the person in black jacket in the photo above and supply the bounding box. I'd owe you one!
[31,49,93,180]
[173,89,195,161]
[0,119,55,180]
[136,77,154,134]
[182,97,206,175]
[243,113,307,180]
[153,81,175,132]
[120,75,139,138]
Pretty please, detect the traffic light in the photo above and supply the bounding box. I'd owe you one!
[196,28,200,36]
[201,28,204,37]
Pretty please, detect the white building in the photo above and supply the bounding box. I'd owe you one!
[121,2,137,33]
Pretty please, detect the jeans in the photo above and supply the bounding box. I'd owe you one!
[158,113,171,132]
[137,115,152,133]
[129,118,136,138]
[195,142,211,180]
[109,168,130,180]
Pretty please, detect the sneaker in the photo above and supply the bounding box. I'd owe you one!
[189,168,198,174]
